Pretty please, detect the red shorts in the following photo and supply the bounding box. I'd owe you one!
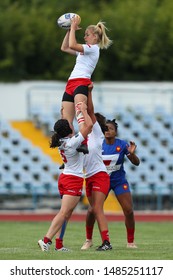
[65,78,92,96]
[58,173,84,197]
[85,172,110,197]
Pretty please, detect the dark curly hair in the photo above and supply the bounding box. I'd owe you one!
[50,119,72,148]
[106,119,118,131]
[95,112,108,133]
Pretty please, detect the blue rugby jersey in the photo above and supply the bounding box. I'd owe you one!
[102,138,130,188]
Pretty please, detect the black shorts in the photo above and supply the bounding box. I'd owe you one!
[74,85,89,97]
[62,92,74,102]
[62,86,89,102]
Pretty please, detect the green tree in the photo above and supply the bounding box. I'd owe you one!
[0,0,173,81]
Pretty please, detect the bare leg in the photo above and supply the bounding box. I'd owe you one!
[74,94,87,106]
[91,191,110,242]
[81,198,95,250]
[85,204,96,229]
[45,195,80,240]
[61,101,75,132]
[116,192,136,245]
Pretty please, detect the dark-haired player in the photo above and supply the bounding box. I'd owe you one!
[38,102,93,252]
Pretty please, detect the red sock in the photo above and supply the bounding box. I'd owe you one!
[82,138,88,145]
[55,238,63,249]
[86,225,94,240]
[101,230,110,243]
[127,228,135,243]
[43,236,52,244]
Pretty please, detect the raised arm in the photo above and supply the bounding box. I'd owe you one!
[61,30,76,55]
[69,17,84,53]
[87,84,97,124]
[78,102,93,139]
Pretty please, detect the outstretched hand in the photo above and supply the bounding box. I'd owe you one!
[127,141,137,154]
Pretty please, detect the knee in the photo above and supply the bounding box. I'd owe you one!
[123,207,134,217]
[59,209,73,221]
[92,204,102,217]
[88,206,94,215]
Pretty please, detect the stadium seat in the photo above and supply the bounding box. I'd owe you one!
[39,173,56,192]
[138,129,151,145]
[0,185,8,194]
[1,138,13,153]
[150,121,164,137]
[30,104,43,117]
[126,172,141,189]
[31,179,49,195]
[20,156,33,170]
[20,171,33,188]
[1,155,13,171]
[121,113,134,128]
[144,171,160,190]
[19,139,33,154]
[161,113,173,127]
[131,105,145,117]
[38,112,55,135]
[1,172,15,190]
[29,163,43,179]
[47,162,60,176]
[51,103,61,119]
[8,130,23,144]
[155,185,171,195]
[168,141,173,153]
[135,184,153,195]
[9,148,22,162]
[165,157,173,170]
[141,113,154,127]
[1,119,12,136]
[159,130,172,145]
[163,172,173,188]
[146,157,159,171]
[10,182,29,195]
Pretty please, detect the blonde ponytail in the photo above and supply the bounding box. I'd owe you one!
[87,21,112,49]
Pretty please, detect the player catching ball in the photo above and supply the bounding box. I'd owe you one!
[60,15,112,153]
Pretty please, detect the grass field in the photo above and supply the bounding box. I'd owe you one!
[0,221,173,260]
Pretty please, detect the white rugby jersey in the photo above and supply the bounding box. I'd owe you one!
[69,44,100,79]
[58,132,84,177]
[84,122,107,178]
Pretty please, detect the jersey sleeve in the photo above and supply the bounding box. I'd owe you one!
[82,44,98,55]
[67,132,84,149]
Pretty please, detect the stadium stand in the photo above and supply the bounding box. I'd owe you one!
[1,99,173,210]
[0,118,62,209]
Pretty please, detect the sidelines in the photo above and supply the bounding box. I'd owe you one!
[0,211,173,222]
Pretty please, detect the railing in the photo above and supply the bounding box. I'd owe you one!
[26,82,173,118]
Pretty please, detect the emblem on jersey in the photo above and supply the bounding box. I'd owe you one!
[116,146,121,152]
[123,184,128,190]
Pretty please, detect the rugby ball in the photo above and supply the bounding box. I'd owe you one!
[57,13,81,29]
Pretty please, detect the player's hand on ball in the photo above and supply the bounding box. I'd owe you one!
[71,16,81,30]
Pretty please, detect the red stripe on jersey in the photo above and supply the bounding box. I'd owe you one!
[103,160,111,166]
